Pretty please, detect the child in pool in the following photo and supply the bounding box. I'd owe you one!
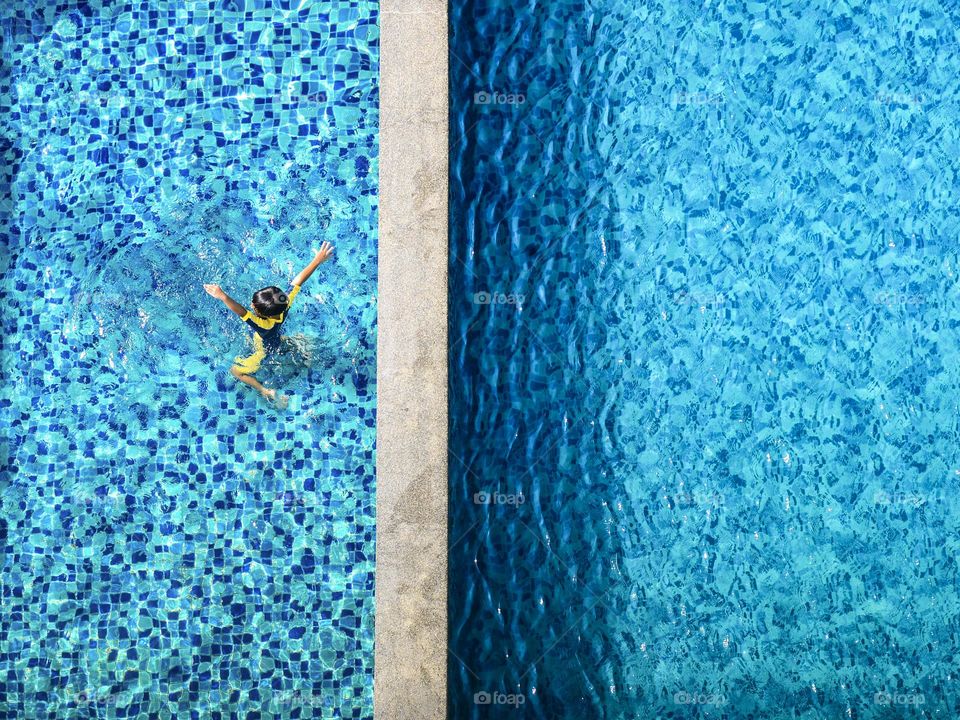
[203,241,334,407]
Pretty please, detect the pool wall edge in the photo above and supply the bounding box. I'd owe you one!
[374,0,449,718]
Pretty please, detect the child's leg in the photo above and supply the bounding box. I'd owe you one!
[230,365,272,396]
[229,366,289,408]
[230,338,287,407]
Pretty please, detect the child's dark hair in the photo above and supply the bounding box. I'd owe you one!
[252,286,289,317]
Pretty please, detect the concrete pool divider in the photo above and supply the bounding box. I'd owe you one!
[375,0,448,718]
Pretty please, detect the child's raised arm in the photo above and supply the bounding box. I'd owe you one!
[291,242,334,288]
[203,284,248,318]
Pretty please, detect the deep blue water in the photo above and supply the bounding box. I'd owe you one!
[450,0,960,718]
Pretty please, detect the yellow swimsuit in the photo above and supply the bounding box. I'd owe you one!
[232,285,301,374]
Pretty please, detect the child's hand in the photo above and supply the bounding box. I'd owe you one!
[313,241,334,265]
[291,243,335,287]
[203,283,226,300]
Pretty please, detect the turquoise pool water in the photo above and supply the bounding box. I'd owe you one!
[451,0,960,717]
[1,2,377,717]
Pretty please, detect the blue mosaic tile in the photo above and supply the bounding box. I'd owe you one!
[0,1,377,717]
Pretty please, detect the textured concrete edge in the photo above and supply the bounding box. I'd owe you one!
[374,0,448,719]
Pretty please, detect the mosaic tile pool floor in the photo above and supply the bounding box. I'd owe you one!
[0,1,377,718]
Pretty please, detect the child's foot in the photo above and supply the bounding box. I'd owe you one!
[261,389,289,409]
